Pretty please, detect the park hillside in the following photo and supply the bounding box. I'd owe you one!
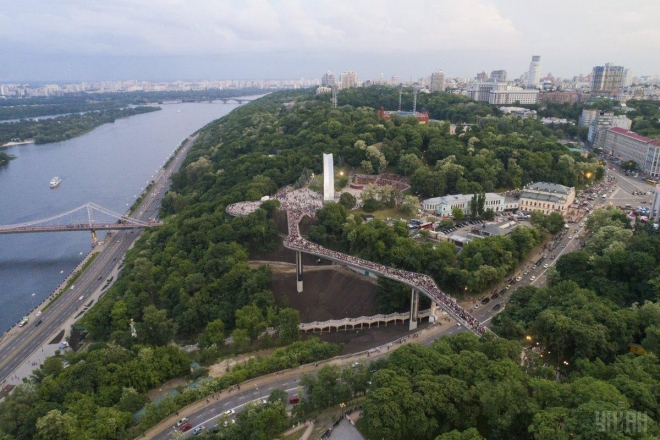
[1,88,660,439]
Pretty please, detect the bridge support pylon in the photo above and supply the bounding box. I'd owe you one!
[409,288,419,330]
[91,229,98,247]
[296,250,303,292]
[429,301,437,323]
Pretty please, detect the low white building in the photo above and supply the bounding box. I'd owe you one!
[518,182,575,216]
[423,193,506,216]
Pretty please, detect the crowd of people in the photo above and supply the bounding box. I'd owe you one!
[225,201,263,217]
[227,185,485,335]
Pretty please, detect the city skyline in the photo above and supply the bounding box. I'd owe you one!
[2,0,660,82]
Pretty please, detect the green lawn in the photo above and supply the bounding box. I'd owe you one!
[350,207,412,222]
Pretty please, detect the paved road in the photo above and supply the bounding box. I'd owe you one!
[0,135,197,384]
[151,320,468,440]
[155,377,304,439]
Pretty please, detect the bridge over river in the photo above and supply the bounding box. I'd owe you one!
[0,202,162,245]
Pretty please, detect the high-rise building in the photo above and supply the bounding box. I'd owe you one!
[588,111,632,147]
[624,69,634,87]
[526,56,541,88]
[490,70,507,82]
[591,63,625,93]
[340,70,358,89]
[322,153,335,201]
[430,71,445,92]
[321,71,336,87]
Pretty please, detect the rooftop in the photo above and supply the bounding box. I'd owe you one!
[525,181,573,195]
[609,127,653,143]
[520,191,565,203]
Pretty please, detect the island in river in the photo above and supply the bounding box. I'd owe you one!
[0,106,160,145]
[0,151,15,165]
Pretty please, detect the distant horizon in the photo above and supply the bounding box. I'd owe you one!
[2,1,660,82]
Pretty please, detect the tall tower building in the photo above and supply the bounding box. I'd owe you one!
[591,63,625,93]
[623,69,633,87]
[430,71,445,92]
[490,70,507,82]
[323,153,335,202]
[526,56,541,88]
[340,70,358,89]
[321,71,336,87]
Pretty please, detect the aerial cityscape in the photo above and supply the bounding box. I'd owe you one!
[1,1,660,440]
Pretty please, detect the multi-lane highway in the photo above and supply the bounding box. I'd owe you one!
[0,135,197,384]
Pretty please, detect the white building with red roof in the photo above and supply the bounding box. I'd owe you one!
[603,127,660,177]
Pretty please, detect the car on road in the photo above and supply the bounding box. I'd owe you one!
[481,297,490,305]
[192,425,206,435]
[178,423,192,432]
[34,319,42,327]
[530,276,536,281]
[493,304,501,311]
[78,295,84,301]
[175,417,189,427]
[97,276,102,281]
[70,285,75,290]
[224,409,235,416]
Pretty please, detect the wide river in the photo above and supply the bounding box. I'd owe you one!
[0,101,241,332]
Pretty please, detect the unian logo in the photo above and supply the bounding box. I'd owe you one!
[594,402,648,434]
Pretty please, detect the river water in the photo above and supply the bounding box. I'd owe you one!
[0,101,240,332]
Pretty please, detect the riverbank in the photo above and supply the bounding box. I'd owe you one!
[1,140,34,148]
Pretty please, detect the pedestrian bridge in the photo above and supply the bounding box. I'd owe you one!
[299,309,435,333]
[0,202,162,245]
[284,211,485,336]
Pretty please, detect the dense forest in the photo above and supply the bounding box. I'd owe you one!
[0,106,159,144]
[0,87,631,440]
[308,202,554,310]
[627,99,660,138]
[0,88,266,120]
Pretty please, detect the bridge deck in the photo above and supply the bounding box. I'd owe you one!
[284,212,485,336]
[0,223,162,234]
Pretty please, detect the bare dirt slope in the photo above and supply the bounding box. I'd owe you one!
[249,262,378,322]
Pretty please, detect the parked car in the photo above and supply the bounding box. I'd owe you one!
[491,292,500,300]
[481,297,491,305]
[192,425,206,435]
[176,417,190,427]
[289,395,300,404]
[530,276,536,281]
[178,423,192,432]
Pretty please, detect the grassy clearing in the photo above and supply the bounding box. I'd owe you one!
[350,207,412,222]
[43,252,99,312]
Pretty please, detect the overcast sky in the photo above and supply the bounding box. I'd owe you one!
[2,0,660,82]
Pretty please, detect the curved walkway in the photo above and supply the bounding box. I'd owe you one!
[227,188,485,335]
[300,309,432,333]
